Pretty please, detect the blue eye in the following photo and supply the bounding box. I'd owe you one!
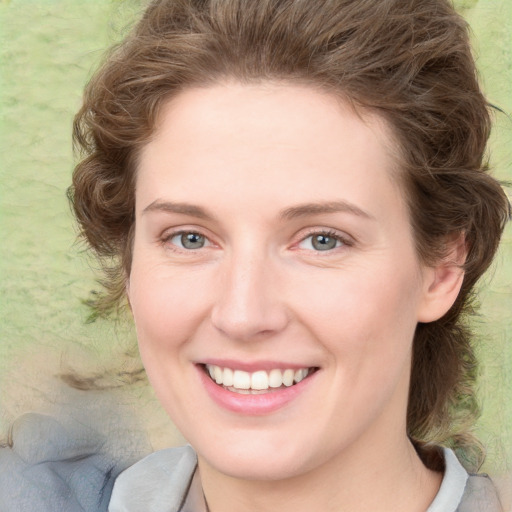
[299,233,343,251]
[170,232,209,250]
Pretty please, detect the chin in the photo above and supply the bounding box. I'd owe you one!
[196,433,320,481]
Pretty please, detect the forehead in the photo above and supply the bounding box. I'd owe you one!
[136,81,405,221]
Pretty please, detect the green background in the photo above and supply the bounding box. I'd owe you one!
[0,0,510,495]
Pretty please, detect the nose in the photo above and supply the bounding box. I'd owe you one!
[210,251,289,342]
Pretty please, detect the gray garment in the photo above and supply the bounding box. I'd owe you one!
[108,446,199,512]
[0,412,502,512]
[109,446,503,512]
[426,448,502,512]
[0,395,152,512]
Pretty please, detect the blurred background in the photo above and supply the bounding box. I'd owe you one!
[0,0,510,503]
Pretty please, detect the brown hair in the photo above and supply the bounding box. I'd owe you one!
[70,0,510,468]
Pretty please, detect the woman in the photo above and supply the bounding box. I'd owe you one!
[2,0,509,510]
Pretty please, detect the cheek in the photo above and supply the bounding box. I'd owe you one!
[128,263,209,357]
[290,258,422,372]
[302,264,420,421]
[127,265,210,415]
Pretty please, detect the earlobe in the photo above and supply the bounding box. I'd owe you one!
[417,234,467,323]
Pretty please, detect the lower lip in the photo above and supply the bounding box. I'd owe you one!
[197,366,316,415]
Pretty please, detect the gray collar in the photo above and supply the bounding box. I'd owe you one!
[108,445,198,512]
[427,447,468,512]
[109,446,477,512]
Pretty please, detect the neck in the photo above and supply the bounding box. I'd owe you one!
[198,432,442,512]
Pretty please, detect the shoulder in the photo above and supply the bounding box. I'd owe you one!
[108,445,197,512]
[0,412,144,512]
[459,474,503,512]
[0,394,152,512]
[427,447,503,512]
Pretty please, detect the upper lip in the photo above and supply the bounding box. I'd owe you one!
[197,359,317,372]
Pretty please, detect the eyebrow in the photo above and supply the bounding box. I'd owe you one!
[142,199,374,221]
[280,201,374,221]
[142,200,214,220]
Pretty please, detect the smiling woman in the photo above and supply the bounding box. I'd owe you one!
[127,84,453,502]
[2,0,510,511]
[72,0,510,510]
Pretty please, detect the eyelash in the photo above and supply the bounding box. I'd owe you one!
[160,228,353,253]
[296,229,353,252]
[160,230,211,251]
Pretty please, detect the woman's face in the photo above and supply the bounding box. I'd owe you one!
[128,82,440,480]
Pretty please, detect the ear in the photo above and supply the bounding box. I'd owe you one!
[417,234,467,323]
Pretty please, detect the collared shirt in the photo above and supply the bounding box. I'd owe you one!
[108,445,503,512]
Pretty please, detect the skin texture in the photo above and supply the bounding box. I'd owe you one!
[127,82,465,511]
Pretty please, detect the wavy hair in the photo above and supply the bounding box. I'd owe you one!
[70,0,510,469]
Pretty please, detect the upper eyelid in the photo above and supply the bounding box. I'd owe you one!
[160,228,215,250]
[158,226,354,248]
[294,227,354,245]
[161,226,212,240]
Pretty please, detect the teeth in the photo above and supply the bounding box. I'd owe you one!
[282,369,294,387]
[214,365,223,385]
[233,370,251,389]
[268,369,283,388]
[294,368,307,383]
[205,365,312,391]
[223,367,234,387]
[251,370,268,390]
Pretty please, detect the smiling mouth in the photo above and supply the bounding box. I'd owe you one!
[203,364,318,395]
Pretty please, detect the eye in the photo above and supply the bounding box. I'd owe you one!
[169,231,210,250]
[298,232,345,251]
